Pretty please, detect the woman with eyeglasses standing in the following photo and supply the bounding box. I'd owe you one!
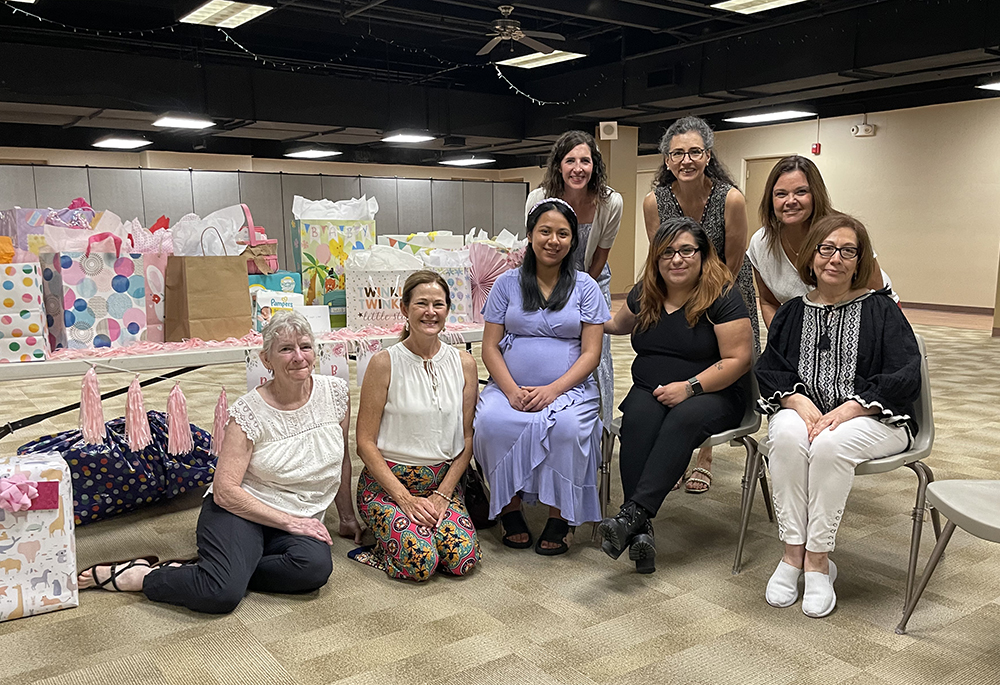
[599,217,752,573]
[748,155,891,330]
[641,116,756,495]
[754,213,920,617]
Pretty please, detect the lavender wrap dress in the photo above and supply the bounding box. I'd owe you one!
[473,269,610,526]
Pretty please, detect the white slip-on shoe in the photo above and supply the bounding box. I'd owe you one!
[765,560,803,608]
[802,559,838,618]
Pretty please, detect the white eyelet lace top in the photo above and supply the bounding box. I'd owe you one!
[377,342,466,467]
[222,374,349,521]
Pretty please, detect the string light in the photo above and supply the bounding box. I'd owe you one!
[2,0,179,36]
[1,1,604,106]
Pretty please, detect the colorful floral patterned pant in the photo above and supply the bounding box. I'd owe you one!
[356,461,481,581]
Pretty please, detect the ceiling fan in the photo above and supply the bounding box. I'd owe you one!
[476,5,566,57]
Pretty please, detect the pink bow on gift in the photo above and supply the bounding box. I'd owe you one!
[0,474,39,512]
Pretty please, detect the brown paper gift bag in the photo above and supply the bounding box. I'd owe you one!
[164,232,253,341]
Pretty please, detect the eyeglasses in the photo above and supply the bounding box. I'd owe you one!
[667,148,706,162]
[660,246,700,260]
[816,243,859,260]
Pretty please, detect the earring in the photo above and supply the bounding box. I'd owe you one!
[404,321,410,332]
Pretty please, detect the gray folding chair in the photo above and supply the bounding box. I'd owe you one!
[739,334,942,603]
[896,480,1000,634]
[595,374,773,546]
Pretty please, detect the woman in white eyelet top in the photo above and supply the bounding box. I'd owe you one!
[225,373,350,519]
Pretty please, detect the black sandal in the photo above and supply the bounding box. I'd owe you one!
[85,556,159,592]
[500,510,533,549]
[535,517,572,556]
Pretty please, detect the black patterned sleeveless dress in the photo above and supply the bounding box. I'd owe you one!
[654,181,760,356]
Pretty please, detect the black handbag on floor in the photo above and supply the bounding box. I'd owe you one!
[462,461,496,529]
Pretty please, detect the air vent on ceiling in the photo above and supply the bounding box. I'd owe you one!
[647,66,677,89]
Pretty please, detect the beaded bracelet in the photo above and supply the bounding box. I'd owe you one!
[432,489,458,504]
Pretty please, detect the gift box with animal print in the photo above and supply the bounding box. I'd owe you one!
[0,453,78,622]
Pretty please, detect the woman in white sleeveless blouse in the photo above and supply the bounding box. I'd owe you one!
[355,271,482,581]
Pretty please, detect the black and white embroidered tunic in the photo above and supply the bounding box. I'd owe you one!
[754,289,921,435]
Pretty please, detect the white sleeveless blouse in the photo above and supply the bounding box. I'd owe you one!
[223,374,349,521]
[377,342,466,467]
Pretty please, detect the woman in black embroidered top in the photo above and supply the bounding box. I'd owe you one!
[755,213,920,618]
[600,217,752,574]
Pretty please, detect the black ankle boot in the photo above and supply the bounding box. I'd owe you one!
[598,501,648,560]
[630,520,655,574]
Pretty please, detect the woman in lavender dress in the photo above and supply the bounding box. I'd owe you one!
[474,199,610,556]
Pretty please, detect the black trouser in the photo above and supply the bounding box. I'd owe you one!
[142,494,333,614]
[618,386,744,516]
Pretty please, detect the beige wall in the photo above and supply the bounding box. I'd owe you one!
[710,99,1000,309]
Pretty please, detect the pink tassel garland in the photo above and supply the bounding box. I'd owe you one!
[167,382,194,456]
[125,375,152,451]
[79,367,105,445]
[211,387,228,456]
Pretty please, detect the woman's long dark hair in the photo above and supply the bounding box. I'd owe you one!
[520,200,579,312]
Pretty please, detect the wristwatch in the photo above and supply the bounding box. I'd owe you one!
[687,376,704,396]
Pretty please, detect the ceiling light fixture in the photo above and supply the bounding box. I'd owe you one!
[93,136,153,150]
[284,148,342,159]
[381,132,436,143]
[975,81,1000,92]
[711,0,807,15]
[180,1,273,28]
[153,114,216,129]
[496,50,586,69]
[9,1,38,4]
[440,157,496,167]
[723,110,815,124]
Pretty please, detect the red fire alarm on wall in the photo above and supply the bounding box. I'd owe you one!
[811,142,821,155]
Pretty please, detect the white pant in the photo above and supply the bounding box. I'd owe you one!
[767,409,910,553]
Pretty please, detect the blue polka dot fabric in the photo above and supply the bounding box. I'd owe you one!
[17,411,217,525]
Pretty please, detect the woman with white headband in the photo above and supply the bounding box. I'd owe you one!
[475,198,610,556]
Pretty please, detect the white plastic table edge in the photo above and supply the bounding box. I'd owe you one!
[0,329,483,381]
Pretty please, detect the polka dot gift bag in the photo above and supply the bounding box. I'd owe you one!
[39,233,147,350]
[0,263,49,363]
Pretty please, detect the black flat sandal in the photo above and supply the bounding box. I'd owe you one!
[534,517,572,556]
[500,510,534,549]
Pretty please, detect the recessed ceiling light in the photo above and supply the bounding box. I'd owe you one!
[284,148,342,159]
[440,157,496,167]
[180,1,273,28]
[381,133,436,143]
[9,1,38,4]
[711,0,807,15]
[153,115,216,129]
[723,110,815,124]
[496,51,586,69]
[975,81,1000,92]
[93,136,153,150]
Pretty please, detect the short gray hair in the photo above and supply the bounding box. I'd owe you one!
[658,115,715,154]
[261,310,315,356]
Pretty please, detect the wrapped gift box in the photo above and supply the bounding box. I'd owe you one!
[0,453,78,622]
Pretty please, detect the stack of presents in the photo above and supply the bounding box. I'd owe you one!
[0,192,525,624]
[0,194,526,364]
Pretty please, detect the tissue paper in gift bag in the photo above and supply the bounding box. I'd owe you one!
[0,453,78,622]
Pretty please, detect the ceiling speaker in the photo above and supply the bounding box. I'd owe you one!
[599,121,618,141]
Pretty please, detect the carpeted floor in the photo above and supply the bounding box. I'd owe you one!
[2,321,999,685]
